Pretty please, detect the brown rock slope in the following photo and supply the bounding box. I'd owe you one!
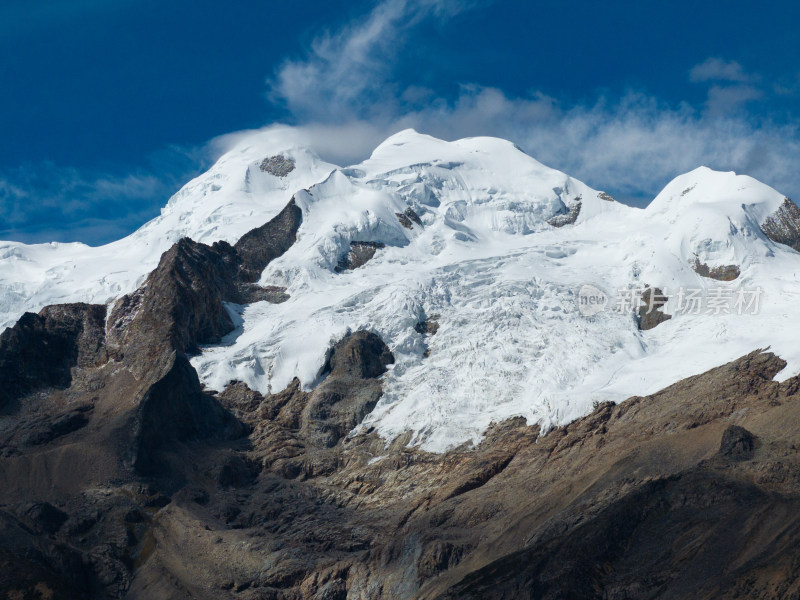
[100,348,800,600]
[693,257,741,281]
[762,197,800,252]
[2,200,800,598]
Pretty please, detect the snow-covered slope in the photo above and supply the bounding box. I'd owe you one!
[0,128,336,330]
[2,128,799,451]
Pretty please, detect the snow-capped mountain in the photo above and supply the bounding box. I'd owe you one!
[0,129,337,331]
[2,128,799,451]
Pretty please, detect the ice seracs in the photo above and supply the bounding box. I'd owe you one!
[1,128,800,452]
[189,131,800,451]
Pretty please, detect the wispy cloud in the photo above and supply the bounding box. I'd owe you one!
[265,6,800,204]
[269,0,479,121]
[249,90,799,207]
[688,57,764,116]
[0,145,209,245]
[431,89,800,203]
[689,58,753,83]
[703,84,763,116]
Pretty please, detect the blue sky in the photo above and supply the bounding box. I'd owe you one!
[1,0,798,244]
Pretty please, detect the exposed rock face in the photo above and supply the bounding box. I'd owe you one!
[321,330,394,380]
[2,305,800,600]
[416,315,440,358]
[219,331,395,467]
[396,207,423,229]
[217,454,261,489]
[234,198,303,282]
[415,315,440,336]
[719,424,756,460]
[246,285,290,304]
[25,502,69,535]
[23,405,92,446]
[120,349,800,599]
[0,303,106,412]
[108,198,302,372]
[130,352,246,474]
[300,331,394,447]
[335,241,386,272]
[0,201,319,597]
[547,199,582,227]
[259,154,296,177]
[638,286,672,330]
[107,238,240,366]
[440,472,793,599]
[693,257,741,281]
[761,197,800,252]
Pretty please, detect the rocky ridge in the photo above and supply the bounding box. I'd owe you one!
[761,197,800,252]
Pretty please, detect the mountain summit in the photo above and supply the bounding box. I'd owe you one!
[1,129,799,451]
[2,128,800,599]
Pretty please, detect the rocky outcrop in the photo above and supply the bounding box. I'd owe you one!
[300,331,394,447]
[0,303,106,412]
[320,330,394,380]
[108,198,303,371]
[4,302,800,600]
[25,502,69,535]
[336,241,386,271]
[217,453,262,488]
[719,424,756,460]
[0,203,320,597]
[259,155,296,177]
[439,471,798,599]
[415,315,440,358]
[693,257,741,281]
[130,348,800,600]
[396,207,423,229]
[130,352,246,474]
[234,198,302,282]
[107,238,240,367]
[243,285,290,304]
[547,199,581,227]
[415,315,440,336]
[23,405,92,446]
[637,286,672,330]
[761,197,800,252]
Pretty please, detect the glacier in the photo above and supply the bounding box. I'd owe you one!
[2,126,799,452]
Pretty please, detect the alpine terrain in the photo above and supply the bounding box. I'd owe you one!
[2,128,800,599]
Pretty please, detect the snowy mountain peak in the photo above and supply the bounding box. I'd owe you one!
[370,127,438,153]
[641,166,790,274]
[2,127,800,452]
[648,166,785,216]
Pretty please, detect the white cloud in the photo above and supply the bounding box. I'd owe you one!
[262,4,800,204]
[268,90,800,203]
[688,58,764,115]
[689,58,752,83]
[10,0,797,246]
[704,84,763,115]
[268,0,477,121]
